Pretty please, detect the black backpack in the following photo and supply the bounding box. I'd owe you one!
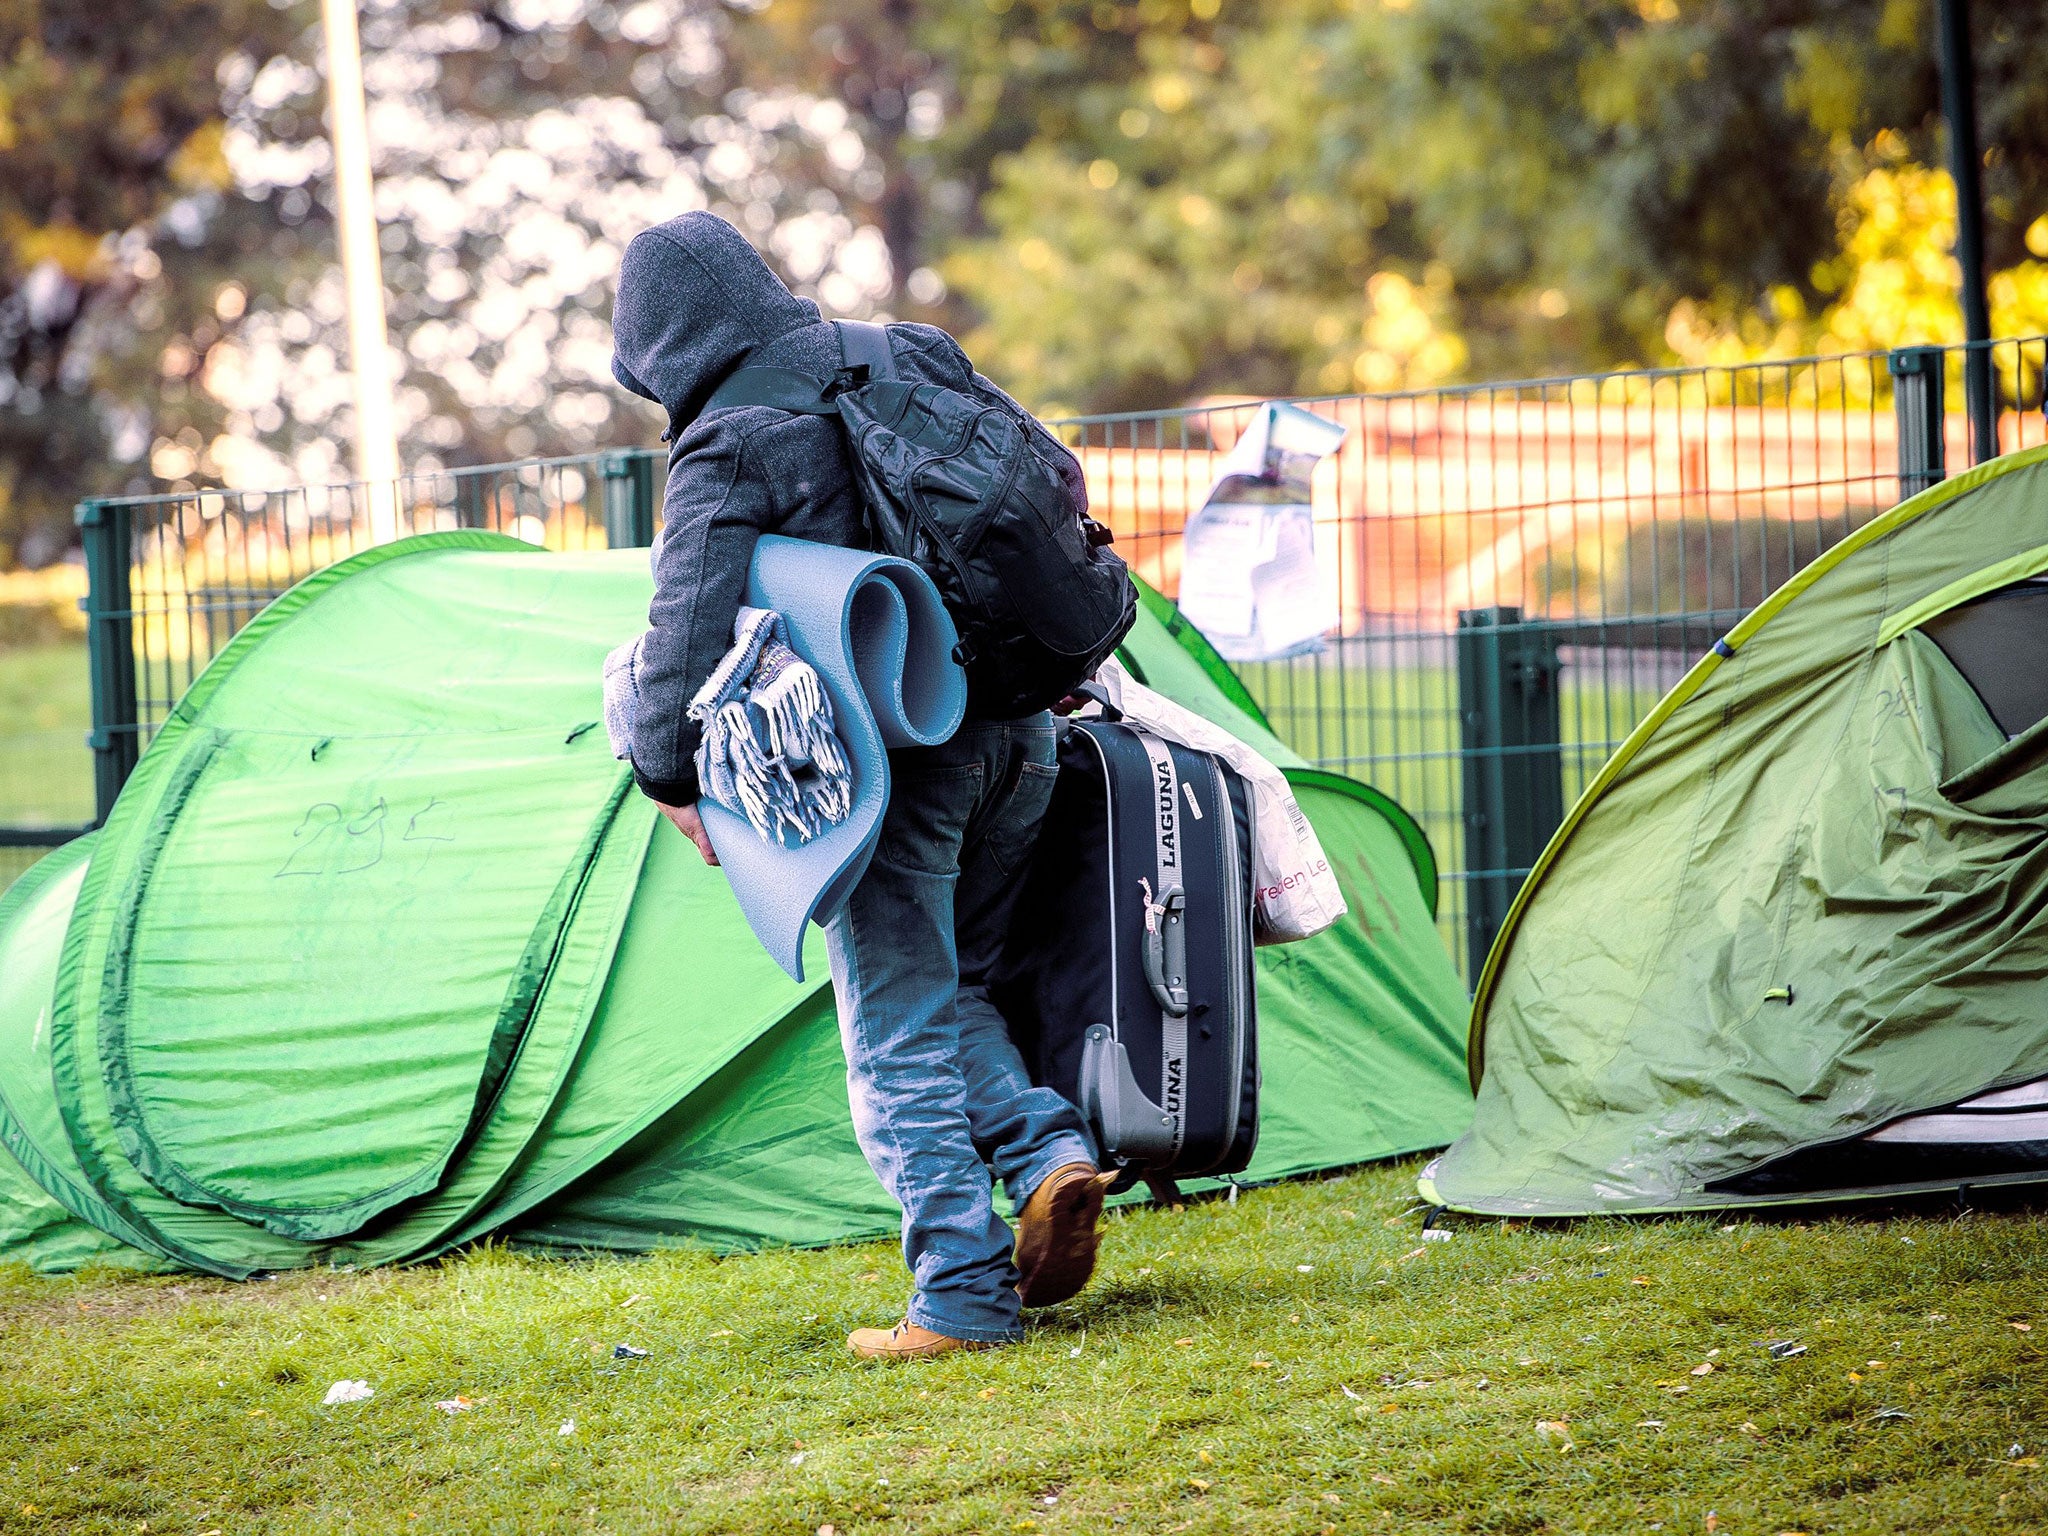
[703,319,1137,718]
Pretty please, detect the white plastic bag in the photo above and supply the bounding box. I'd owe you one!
[1090,657,1346,945]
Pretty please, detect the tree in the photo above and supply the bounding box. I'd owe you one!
[0,0,310,565]
[942,0,2048,413]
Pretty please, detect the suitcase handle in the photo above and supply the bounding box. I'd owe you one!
[1079,1024,1177,1164]
[1067,679,1123,721]
[1141,882,1189,1016]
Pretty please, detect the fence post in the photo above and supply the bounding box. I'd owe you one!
[77,498,139,824]
[1457,607,1564,982]
[600,450,657,548]
[1890,346,1947,497]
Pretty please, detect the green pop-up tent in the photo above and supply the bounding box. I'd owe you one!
[0,533,1470,1277]
[1423,444,2048,1217]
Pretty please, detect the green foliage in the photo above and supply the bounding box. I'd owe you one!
[944,0,2048,411]
[0,0,311,566]
[0,638,91,835]
[2,1162,2045,1532]
[8,0,2048,560]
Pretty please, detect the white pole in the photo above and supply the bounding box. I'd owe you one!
[322,0,400,539]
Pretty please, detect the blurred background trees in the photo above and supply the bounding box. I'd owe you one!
[2,0,2046,564]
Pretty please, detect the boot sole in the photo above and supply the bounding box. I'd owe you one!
[1016,1171,1114,1309]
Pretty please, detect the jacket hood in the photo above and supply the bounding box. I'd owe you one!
[611,212,822,435]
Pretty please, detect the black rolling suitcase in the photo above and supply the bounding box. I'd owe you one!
[994,711,1259,1198]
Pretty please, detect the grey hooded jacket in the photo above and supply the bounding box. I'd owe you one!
[611,212,1017,807]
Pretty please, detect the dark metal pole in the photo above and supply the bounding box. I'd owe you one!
[1938,0,1997,464]
[77,498,140,822]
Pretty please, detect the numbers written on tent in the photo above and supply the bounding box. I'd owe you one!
[275,795,456,879]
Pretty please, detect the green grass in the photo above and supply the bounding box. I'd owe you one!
[3,1161,2043,1534]
[0,639,93,828]
[0,638,93,895]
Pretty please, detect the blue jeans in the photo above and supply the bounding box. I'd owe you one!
[825,714,1098,1343]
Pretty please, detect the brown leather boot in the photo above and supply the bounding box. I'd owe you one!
[1014,1162,1117,1308]
[846,1320,1000,1361]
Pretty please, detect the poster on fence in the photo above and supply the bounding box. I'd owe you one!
[1177,401,1346,662]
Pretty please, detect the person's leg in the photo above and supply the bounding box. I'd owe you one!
[826,724,1022,1347]
[951,716,1114,1310]
[951,716,1097,1211]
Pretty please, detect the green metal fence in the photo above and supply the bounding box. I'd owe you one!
[9,335,2047,978]
[1054,335,2047,976]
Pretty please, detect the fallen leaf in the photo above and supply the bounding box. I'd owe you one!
[1198,1449,1215,1464]
[1740,1421,1760,1434]
[2010,1457,2041,1468]
[1847,1372,1863,1383]
[2012,1322,2033,1332]
[1371,1474,1397,1486]
[1691,1362,1716,1376]
[1535,1420,1574,1449]
[1174,1338,1194,1347]
[620,1294,645,1309]
[818,1526,837,1536]
[707,1330,735,1340]
[1249,1360,1272,1370]
[1662,1383,1692,1395]
[1631,1276,1654,1286]
[1592,1245,1614,1254]
[1322,1493,1342,1504]
[1188,1478,1211,1492]
[858,1272,880,1283]
[1705,1515,1719,1533]
[433,1396,475,1414]
[1399,1248,1426,1262]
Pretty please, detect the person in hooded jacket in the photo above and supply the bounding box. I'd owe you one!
[610,212,1116,1359]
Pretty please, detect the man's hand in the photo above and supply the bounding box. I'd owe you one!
[654,800,719,866]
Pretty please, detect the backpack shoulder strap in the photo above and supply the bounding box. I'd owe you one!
[699,320,894,420]
[834,319,896,382]
[702,366,837,417]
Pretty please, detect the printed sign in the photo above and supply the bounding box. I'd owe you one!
[1178,401,1346,661]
